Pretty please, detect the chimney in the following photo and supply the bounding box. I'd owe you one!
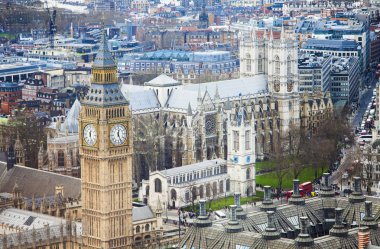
[195,199,212,227]
[264,186,271,201]
[234,192,247,219]
[261,186,276,211]
[199,199,206,217]
[300,217,308,234]
[225,205,242,233]
[329,208,348,237]
[358,226,370,249]
[262,211,281,240]
[289,180,305,205]
[349,177,365,203]
[362,201,377,229]
[320,172,335,197]
[234,192,241,208]
[295,217,314,247]
[323,173,330,188]
[354,177,362,193]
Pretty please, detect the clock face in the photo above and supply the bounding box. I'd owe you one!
[110,124,127,146]
[83,124,97,146]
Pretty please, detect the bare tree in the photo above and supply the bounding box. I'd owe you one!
[270,141,289,192]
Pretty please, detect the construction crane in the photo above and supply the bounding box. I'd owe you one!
[46,4,57,49]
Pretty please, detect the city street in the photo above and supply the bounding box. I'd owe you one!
[352,74,377,127]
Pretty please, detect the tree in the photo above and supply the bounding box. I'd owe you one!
[6,110,49,168]
[270,141,289,192]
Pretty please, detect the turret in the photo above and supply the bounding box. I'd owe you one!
[186,102,193,127]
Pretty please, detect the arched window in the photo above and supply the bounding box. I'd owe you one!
[246,53,251,72]
[246,168,251,180]
[146,186,150,196]
[219,181,224,194]
[191,187,197,200]
[206,183,211,197]
[145,224,150,232]
[58,150,65,167]
[287,55,292,76]
[226,179,230,192]
[154,178,162,193]
[258,54,263,73]
[212,182,217,196]
[171,189,177,200]
[136,226,141,233]
[274,55,280,75]
[199,185,204,198]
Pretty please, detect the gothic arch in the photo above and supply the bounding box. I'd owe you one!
[273,56,280,79]
[58,150,64,167]
[219,180,224,193]
[212,182,217,196]
[246,168,251,180]
[287,55,292,76]
[246,53,252,72]
[206,183,211,197]
[154,178,162,193]
[199,185,204,198]
[258,54,263,73]
[171,189,177,200]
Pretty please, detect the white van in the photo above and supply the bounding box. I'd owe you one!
[359,134,372,143]
[214,210,226,219]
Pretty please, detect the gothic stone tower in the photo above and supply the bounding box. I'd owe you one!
[226,101,256,197]
[79,29,133,249]
[267,27,300,135]
[240,27,300,136]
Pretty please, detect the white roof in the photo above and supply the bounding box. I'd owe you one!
[158,159,226,177]
[166,75,268,110]
[121,84,160,111]
[145,74,180,87]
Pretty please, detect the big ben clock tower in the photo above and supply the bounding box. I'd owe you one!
[79,29,133,249]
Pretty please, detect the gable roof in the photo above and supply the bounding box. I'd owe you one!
[145,74,180,87]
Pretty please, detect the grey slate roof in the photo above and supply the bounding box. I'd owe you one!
[92,29,116,68]
[81,82,127,107]
[0,162,81,199]
[121,84,160,111]
[132,206,155,221]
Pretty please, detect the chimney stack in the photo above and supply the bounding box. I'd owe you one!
[289,180,305,205]
[358,226,370,249]
[234,192,247,219]
[362,201,377,229]
[261,186,276,211]
[225,205,242,233]
[262,211,281,240]
[349,177,365,203]
[194,199,212,227]
[329,208,348,237]
[320,173,335,198]
[295,217,314,247]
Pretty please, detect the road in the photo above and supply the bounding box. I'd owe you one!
[352,72,377,127]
